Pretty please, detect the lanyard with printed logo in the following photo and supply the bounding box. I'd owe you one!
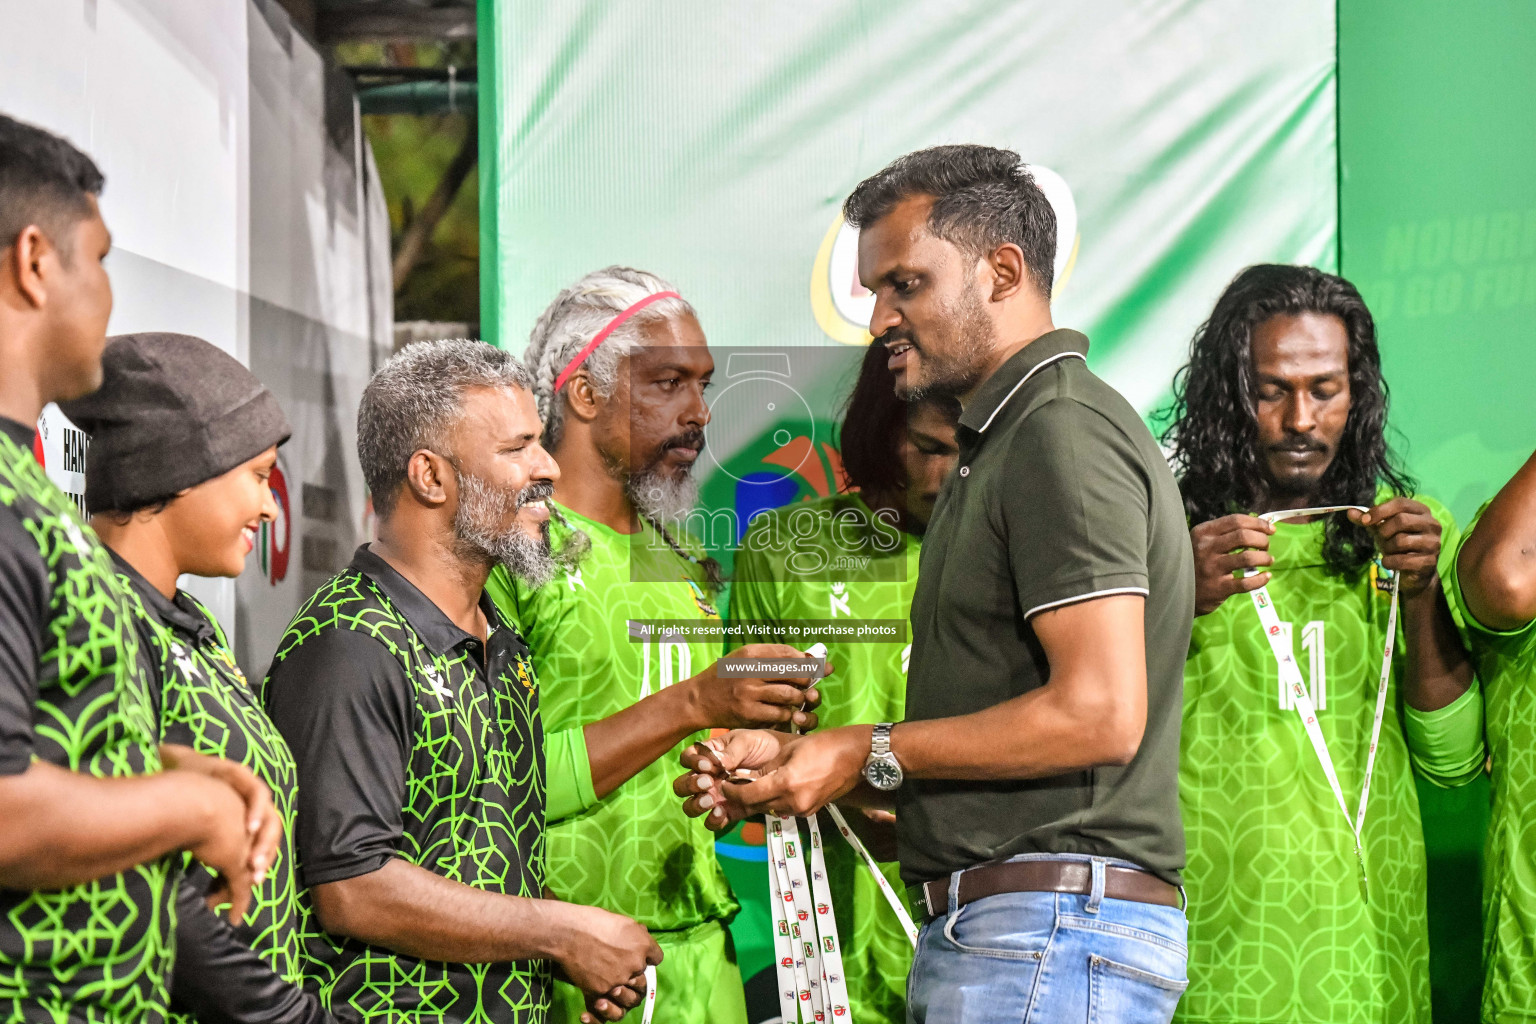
[824,805,919,945]
[764,643,853,1022]
[1245,505,1400,901]
[640,965,656,1024]
[766,813,846,1021]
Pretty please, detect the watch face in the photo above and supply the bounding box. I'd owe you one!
[865,757,903,791]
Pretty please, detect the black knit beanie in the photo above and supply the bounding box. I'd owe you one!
[57,332,291,514]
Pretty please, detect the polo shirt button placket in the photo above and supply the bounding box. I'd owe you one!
[959,466,970,478]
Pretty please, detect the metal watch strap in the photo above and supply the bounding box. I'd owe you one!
[872,722,893,757]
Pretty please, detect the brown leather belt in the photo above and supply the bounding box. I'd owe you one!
[917,859,1182,919]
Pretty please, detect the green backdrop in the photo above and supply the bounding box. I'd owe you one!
[1340,2,1536,1020]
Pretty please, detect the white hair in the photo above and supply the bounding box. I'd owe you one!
[523,265,695,450]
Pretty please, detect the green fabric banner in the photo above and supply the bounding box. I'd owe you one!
[481,1,1336,420]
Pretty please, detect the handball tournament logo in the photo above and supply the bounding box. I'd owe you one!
[809,163,1081,345]
[256,457,291,585]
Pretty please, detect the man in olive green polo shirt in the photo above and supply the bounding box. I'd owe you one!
[674,144,1196,1024]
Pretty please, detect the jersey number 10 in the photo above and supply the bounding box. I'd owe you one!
[639,638,692,700]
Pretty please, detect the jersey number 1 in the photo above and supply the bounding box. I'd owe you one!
[1276,620,1327,711]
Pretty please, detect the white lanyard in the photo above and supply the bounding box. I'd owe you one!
[824,804,919,946]
[763,643,856,1022]
[765,808,922,1024]
[1246,505,1400,900]
[767,812,849,1021]
[641,965,656,1024]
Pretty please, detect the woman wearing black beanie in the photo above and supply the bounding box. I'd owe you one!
[59,331,334,1024]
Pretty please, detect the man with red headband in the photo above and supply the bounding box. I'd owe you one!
[485,266,822,1023]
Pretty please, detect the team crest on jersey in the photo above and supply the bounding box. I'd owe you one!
[512,655,536,692]
[211,646,250,687]
[829,581,851,617]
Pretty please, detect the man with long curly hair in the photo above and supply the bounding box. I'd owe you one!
[1163,264,1485,1024]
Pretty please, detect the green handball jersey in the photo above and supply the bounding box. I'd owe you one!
[0,424,177,1024]
[115,562,308,1003]
[487,504,736,931]
[1176,497,1460,1024]
[731,493,916,1024]
[1446,503,1536,1024]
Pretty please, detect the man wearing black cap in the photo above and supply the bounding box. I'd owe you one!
[266,339,662,1023]
[61,331,341,1024]
[0,113,278,1022]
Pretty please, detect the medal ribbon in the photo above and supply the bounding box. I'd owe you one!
[640,965,656,1024]
[1246,505,1400,899]
[824,804,919,946]
[763,644,856,1021]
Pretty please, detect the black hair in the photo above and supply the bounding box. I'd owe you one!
[843,144,1057,296]
[100,498,174,525]
[839,340,961,500]
[1162,264,1414,577]
[0,113,105,259]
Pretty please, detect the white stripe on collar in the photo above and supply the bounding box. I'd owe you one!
[976,350,1087,432]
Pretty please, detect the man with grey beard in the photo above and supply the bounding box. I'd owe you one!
[265,339,660,1024]
[484,268,823,1024]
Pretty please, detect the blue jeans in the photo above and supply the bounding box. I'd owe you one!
[907,854,1189,1024]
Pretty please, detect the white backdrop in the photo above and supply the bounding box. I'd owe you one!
[0,0,392,673]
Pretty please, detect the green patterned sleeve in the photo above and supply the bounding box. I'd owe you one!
[1404,683,1486,788]
[1444,500,1536,641]
[544,725,597,823]
[1402,495,1487,787]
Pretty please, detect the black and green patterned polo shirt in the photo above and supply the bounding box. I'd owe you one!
[0,417,178,1023]
[112,554,308,1002]
[265,544,548,1024]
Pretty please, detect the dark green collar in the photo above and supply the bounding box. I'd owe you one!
[958,329,1090,434]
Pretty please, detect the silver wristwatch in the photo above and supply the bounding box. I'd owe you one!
[862,723,904,791]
